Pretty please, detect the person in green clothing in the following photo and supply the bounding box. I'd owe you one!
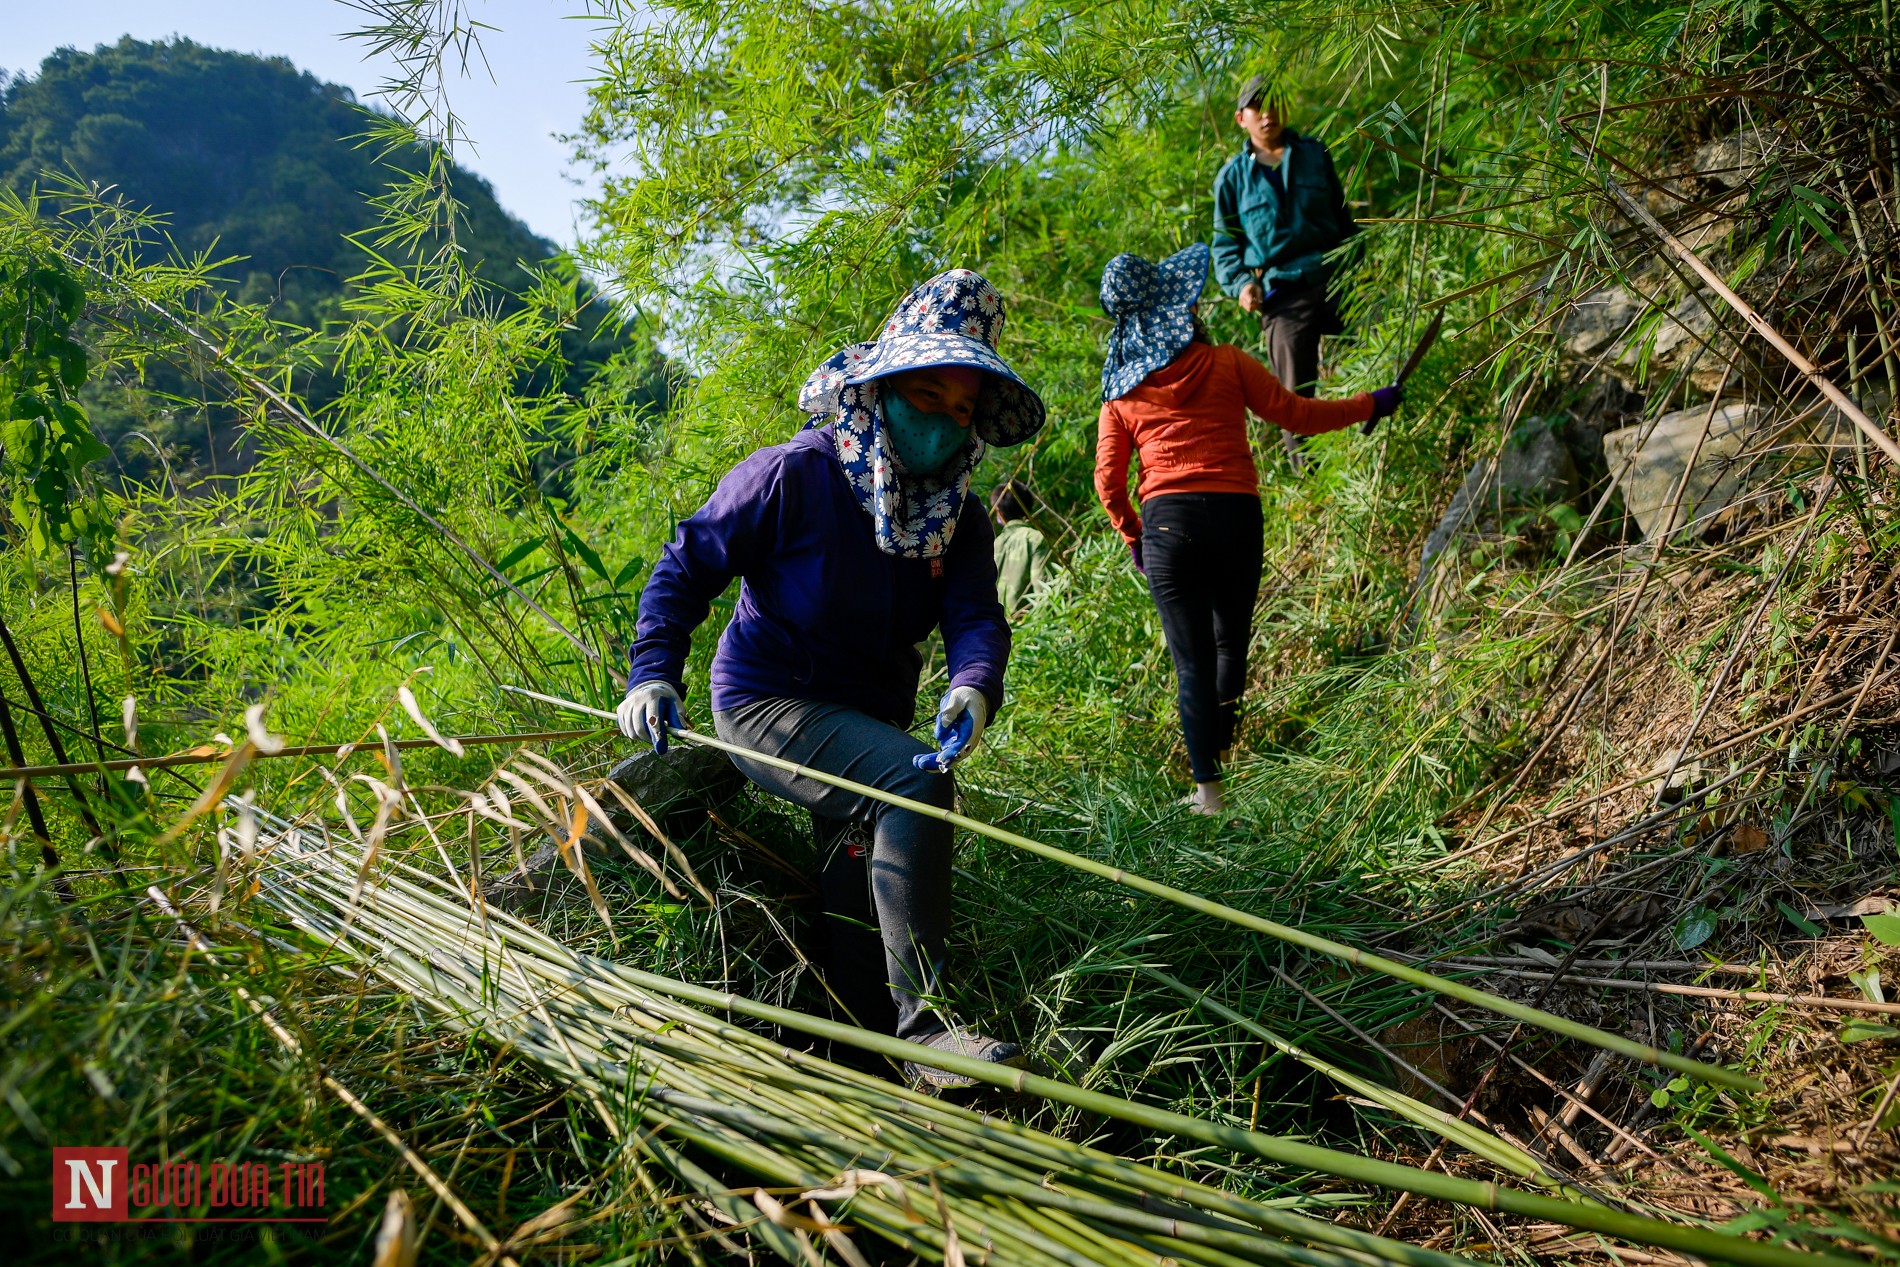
[989,480,1049,616]
[1211,76,1360,470]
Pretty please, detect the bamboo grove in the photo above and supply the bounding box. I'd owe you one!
[3,0,1900,1263]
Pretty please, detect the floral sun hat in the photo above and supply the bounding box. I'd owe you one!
[798,269,1046,445]
[1099,241,1210,402]
[798,269,1046,559]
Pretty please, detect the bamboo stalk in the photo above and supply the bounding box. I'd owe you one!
[260,832,1474,1267]
[1416,957,1774,977]
[1603,178,1900,466]
[252,783,1853,1267]
[497,686,1757,1092]
[1445,968,1900,1016]
[0,726,606,781]
[254,822,1402,1267]
[773,1071,1483,1267]
[270,824,1795,1267]
[473,908,1844,1267]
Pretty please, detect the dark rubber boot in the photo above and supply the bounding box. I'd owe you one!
[812,815,900,1073]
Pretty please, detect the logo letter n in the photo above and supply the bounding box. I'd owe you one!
[51,1147,129,1222]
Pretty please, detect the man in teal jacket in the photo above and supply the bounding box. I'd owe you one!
[1211,76,1359,468]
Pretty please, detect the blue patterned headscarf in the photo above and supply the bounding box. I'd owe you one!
[798,270,1046,559]
[1099,242,1211,402]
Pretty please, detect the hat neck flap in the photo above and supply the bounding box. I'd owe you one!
[825,380,983,559]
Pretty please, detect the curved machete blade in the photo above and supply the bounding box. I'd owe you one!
[1360,309,1445,434]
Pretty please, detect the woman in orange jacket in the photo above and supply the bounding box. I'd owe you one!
[1093,242,1401,815]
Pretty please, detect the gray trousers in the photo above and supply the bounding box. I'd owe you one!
[1259,283,1337,461]
[714,697,954,1043]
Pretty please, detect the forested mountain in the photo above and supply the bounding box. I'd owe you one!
[0,37,554,326]
[0,37,645,480]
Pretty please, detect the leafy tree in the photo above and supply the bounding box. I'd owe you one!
[0,247,107,557]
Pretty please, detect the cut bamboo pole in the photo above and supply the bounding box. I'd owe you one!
[496,686,1760,1092]
[254,821,1470,1267]
[605,963,1833,1267]
[1604,178,1900,466]
[1444,968,1900,1016]
[0,727,606,781]
[1420,957,1772,976]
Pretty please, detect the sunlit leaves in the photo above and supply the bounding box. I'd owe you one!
[0,241,111,558]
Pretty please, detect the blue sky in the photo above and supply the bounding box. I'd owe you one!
[1,1,610,247]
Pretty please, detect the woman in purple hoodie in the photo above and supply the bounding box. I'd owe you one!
[618,270,1045,1087]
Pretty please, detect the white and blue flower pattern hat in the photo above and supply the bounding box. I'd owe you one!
[799,269,1046,560]
[1099,242,1210,402]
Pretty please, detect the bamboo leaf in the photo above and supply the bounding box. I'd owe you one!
[494,537,544,574]
[1863,910,1900,947]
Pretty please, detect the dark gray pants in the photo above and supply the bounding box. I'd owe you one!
[714,697,953,1043]
[1259,283,1338,462]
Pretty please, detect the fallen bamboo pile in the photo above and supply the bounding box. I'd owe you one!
[250,810,1486,1267]
[237,777,1864,1267]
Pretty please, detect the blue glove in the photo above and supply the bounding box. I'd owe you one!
[911,686,990,773]
[1129,539,1146,575]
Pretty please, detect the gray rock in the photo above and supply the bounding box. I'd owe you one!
[1562,376,1643,483]
[1692,127,1792,191]
[1602,401,1761,540]
[1561,287,1641,358]
[602,742,747,840]
[1420,416,1579,567]
[1645,290,1716,361]
[1564,284,1735,394]
[1604,394,1868,541]
[483,742,746,901]
[1499,415,1581,501]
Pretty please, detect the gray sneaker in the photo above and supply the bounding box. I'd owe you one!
[904,1028,1027,1091]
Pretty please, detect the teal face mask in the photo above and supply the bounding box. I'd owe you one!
[882,388,972,475]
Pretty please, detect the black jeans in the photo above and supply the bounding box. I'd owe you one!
[713,697,953,1043]
[1142,493,1264,783]
[1259,282,1342,460]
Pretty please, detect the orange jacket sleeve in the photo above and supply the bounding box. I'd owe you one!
[1230,346,1374,436]
[1094,401,1142,546]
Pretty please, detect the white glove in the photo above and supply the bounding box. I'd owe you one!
[616,681,686,754]
[913,685,990,772]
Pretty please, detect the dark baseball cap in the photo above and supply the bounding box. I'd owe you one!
[1236,74,1285,113]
